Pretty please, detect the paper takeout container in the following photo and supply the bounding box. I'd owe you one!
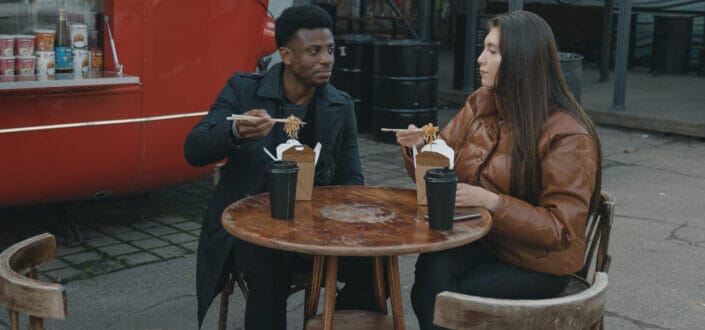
[413,139,454,205]
[271,139,321,201]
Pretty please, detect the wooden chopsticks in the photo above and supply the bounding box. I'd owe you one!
[226,114,306,124]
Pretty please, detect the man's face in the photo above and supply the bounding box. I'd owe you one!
[280,28,334,86]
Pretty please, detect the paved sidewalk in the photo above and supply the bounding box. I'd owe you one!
[2,106,705,329]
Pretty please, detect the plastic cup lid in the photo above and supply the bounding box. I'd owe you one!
[269,160,298,171]
[425,167,457,181]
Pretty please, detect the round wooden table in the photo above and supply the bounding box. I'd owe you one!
[222,186,492,330]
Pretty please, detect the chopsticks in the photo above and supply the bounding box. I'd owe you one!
[380,128,421,132]
[226,114,306,124]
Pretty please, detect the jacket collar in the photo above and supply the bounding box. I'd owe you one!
[256,62,346,106]
[470,87,500,118]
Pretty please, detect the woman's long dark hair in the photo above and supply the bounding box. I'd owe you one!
[490,11,602,213]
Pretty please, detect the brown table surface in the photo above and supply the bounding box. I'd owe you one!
[221,186,493,330]
[222,186,492,257]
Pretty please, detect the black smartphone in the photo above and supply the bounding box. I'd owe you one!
[424,209,482,222]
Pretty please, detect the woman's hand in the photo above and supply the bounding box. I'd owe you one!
[396,124,426,149]
[456,183,499,212]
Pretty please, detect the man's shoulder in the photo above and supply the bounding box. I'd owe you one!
[322,83,353,105]
[226,71,266,88]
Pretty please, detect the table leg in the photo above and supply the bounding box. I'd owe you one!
[387,256,406,330]
[305,255,325,321]
[373,256,388,314]
[322,256,338,330]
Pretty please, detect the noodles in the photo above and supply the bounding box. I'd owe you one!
[284,115,304,140]
[421,123,439,143]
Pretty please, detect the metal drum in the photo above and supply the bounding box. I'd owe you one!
[558,52,583,103]
[652,16,694,75]
[331,34,374,132]
[372,39,439,143]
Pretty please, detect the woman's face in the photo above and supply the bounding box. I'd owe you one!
[477,27,501,88]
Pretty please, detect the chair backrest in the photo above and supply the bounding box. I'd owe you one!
[576,192,615,282]
[0,233,67,330]
[433,272,608,330]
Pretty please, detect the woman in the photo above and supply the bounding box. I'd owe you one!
[396,11,602,329]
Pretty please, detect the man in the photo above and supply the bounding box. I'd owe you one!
[184,5,372,329]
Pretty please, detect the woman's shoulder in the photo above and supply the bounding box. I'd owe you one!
[543,110,591,137]
[462,87,497,117]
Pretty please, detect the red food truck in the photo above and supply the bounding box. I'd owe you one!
[0,0,278,207]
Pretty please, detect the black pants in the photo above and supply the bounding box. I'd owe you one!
[411,242,570,330]
[232,238,378,330]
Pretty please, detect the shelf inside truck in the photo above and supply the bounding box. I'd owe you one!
[0,71,140,91]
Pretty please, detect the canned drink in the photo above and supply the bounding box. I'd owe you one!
[90,49,103,71]
[69,23,88,49]
[0,56,15,76]
[36,51,55,75]
[34,29,56,52]
[0,35,14,57]
[72,48,90,75]
[15,55,36,75]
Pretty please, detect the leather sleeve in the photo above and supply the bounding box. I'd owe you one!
[401,94,477,181]
[491,133,598,251]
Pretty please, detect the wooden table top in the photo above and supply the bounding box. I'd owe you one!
[221,186,492,256]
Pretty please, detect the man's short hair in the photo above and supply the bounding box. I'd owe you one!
[275,5,333,48]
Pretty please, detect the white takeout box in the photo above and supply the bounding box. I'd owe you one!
[413,139,455,205]
[268,139,321,201]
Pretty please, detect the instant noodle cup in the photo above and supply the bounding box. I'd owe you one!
[15,55,36,75]
[0,35,14,57]
[0,56,15,76]
[69,23,87,49]
[72,48,90,75]
[36,51,55,75]
[34,29,56,51]
[14,35,35,56]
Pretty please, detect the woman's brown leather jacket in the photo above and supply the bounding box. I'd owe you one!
[403,87,599,275]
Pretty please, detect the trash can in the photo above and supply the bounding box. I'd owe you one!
[331,34,374,132]
[558,52,583,103]
[372,39,439,143]
[652,16,693,75]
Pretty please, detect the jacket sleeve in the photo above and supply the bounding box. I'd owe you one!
[333,98,364,185]
[184,78,245,167]
[401,96,475,181]
[491,133,598,251]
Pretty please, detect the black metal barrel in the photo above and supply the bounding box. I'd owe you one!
[372,39,439,143]
[558,52,583,103]
[652,16,694,75]
[331,34,374,132]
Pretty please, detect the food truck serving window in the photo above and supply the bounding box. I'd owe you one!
[0,0,139,90]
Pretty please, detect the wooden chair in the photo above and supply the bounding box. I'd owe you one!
[433,192,615,329]
[434,272,608,330]
[0,233,67,330]
[217,270,315,330]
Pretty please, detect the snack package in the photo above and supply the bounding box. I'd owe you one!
[270,139,321,201]
[413,139,455,205]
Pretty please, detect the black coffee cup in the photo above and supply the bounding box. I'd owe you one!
[425,167,457,230]
[267,160,298,220]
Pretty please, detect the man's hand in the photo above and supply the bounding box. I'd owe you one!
[456,183,499,212]
[234,109,275,139]
[396,124,426,149]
